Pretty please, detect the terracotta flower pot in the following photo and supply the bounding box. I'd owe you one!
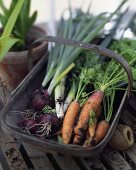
[0,26,48,92]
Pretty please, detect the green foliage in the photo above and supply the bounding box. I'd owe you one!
[57,135,64,144]
[0,0,24,61]
[89,110,96,125]
[80,68,94,84]
[103,88,115,122]
[0,36,19,60]
[0,0,37,51]
[110,39,136,61]
[42,105,56,115]
[75,64,95,101]
[110,39,136,80]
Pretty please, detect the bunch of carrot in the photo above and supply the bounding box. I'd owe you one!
[61,34,133,146]
[62,90,105,146]
[61,55,127,147]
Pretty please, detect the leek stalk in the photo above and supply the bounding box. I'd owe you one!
[63,80,77,112]
[55,77,66,118]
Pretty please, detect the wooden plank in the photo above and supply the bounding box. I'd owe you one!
[0,144,10,170]
[52,153,81,170]
[101,147,132,170]
[73,157,91,170]
[120,109,136,138]
[125,143,136,166]
[83,157,107,170]
[0,131,28,170]
[72,156,98,170]
[0,163,3,170]
[23,143,54,170]
[120,109,136,167]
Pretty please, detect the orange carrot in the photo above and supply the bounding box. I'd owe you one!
[92,120,110,145]
[73,91,104,144]
[88,104,102,137]
[62,100,80,144]
[95,104,102,118]
[83,137,93,147]
[83,104,102,147]
[83,118,97,147]
[88,116,97,138]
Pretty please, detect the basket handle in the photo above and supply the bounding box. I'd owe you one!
[29,36,133,98]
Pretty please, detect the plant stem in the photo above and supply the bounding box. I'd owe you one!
[48,63,75,95]
[42,62,56,87]
[106,89,115,122]
[63,80,77,112]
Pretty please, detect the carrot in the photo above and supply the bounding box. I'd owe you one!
[83,117,97,147]
[87,104,102,139]
[62,100,80,144]
[83,137,93,147]
[83,131,90,146]
[83,104,102,146]
[88,116,97,138]
[92,120,110,145]
[95,104,102,118]
[73,91,104,144]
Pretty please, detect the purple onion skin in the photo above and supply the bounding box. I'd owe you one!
[38,114,61,135]
[51,124,60,135]
[32,93,46,110]
[19,118,37,133]
[17,120,25,128]
[32,89,42,96]
[43,89,50,99]
[32,89,54,110]
[42,89,55,108]
[38,114,51,124]
[51,115,60,125]
[38,114,60,125]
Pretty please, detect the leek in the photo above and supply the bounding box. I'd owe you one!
[55,77,66,118]
[63,80,77,112]
[46,0,126,95]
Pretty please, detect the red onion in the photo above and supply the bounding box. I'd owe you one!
[32,89,54,110]
[38,114,60,125]
[22,118,37,133]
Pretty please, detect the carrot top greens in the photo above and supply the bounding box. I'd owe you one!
[94,38,136,122]
[110,39,136,82]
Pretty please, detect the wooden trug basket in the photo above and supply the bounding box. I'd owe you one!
[0,36,133,157]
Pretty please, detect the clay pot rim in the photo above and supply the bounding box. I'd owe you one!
[0,26,48,64]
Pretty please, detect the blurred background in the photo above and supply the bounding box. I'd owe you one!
[2,0,136,37]
[3,0,136,23]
